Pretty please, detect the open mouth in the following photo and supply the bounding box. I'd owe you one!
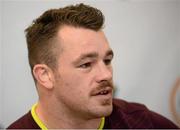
[98,90,110,95]
[93,87,113,96]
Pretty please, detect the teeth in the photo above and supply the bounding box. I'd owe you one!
[99,90,108,95]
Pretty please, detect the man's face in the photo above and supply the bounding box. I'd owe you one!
[53,26,114,119]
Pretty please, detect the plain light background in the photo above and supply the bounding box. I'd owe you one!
[0,0,180,128]
[0,1,2,128]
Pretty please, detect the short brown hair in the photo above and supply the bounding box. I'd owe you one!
[25,3,104,73]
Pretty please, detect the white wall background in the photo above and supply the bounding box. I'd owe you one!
[0,1,2,128]
[0,0,179,128]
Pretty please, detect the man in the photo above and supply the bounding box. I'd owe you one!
[8,3,178,129]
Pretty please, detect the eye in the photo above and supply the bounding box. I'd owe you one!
[104,59,112,65]
[79,62,92,69]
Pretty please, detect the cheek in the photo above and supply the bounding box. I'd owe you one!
[56,74,91,109]
[57,72,89,97]
[110,67,113,76]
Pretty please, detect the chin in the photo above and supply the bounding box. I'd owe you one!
[87,96,113,118]
[99,97,113,116]
[90,103,113,118]
[100,104,113,117]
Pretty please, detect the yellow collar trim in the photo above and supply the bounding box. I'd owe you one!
[98,117,105,130]
[31,103,48,130]
[31,103,105,130]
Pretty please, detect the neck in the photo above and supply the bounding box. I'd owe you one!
[35,101,102,129]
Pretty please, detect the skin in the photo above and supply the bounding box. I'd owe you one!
[33,25,114,129]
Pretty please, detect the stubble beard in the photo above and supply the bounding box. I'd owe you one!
[88,81,114,118]
[54,72,114,119]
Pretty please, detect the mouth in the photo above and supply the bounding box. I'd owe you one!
[91,87,113,106]
[92,87,113,97]
[98,90,109,95]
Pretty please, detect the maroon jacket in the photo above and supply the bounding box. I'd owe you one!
[7,99,178,129]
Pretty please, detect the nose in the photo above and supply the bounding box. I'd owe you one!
[95,61,113,83]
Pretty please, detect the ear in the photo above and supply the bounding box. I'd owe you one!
[33,64,54,89]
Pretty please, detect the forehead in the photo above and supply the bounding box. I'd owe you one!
[57,26,111,56]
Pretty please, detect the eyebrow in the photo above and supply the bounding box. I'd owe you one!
[73,49,114,65]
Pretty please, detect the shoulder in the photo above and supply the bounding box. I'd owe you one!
[112,98,147,113]
[7,111,39,129]
[105,98,178,129]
